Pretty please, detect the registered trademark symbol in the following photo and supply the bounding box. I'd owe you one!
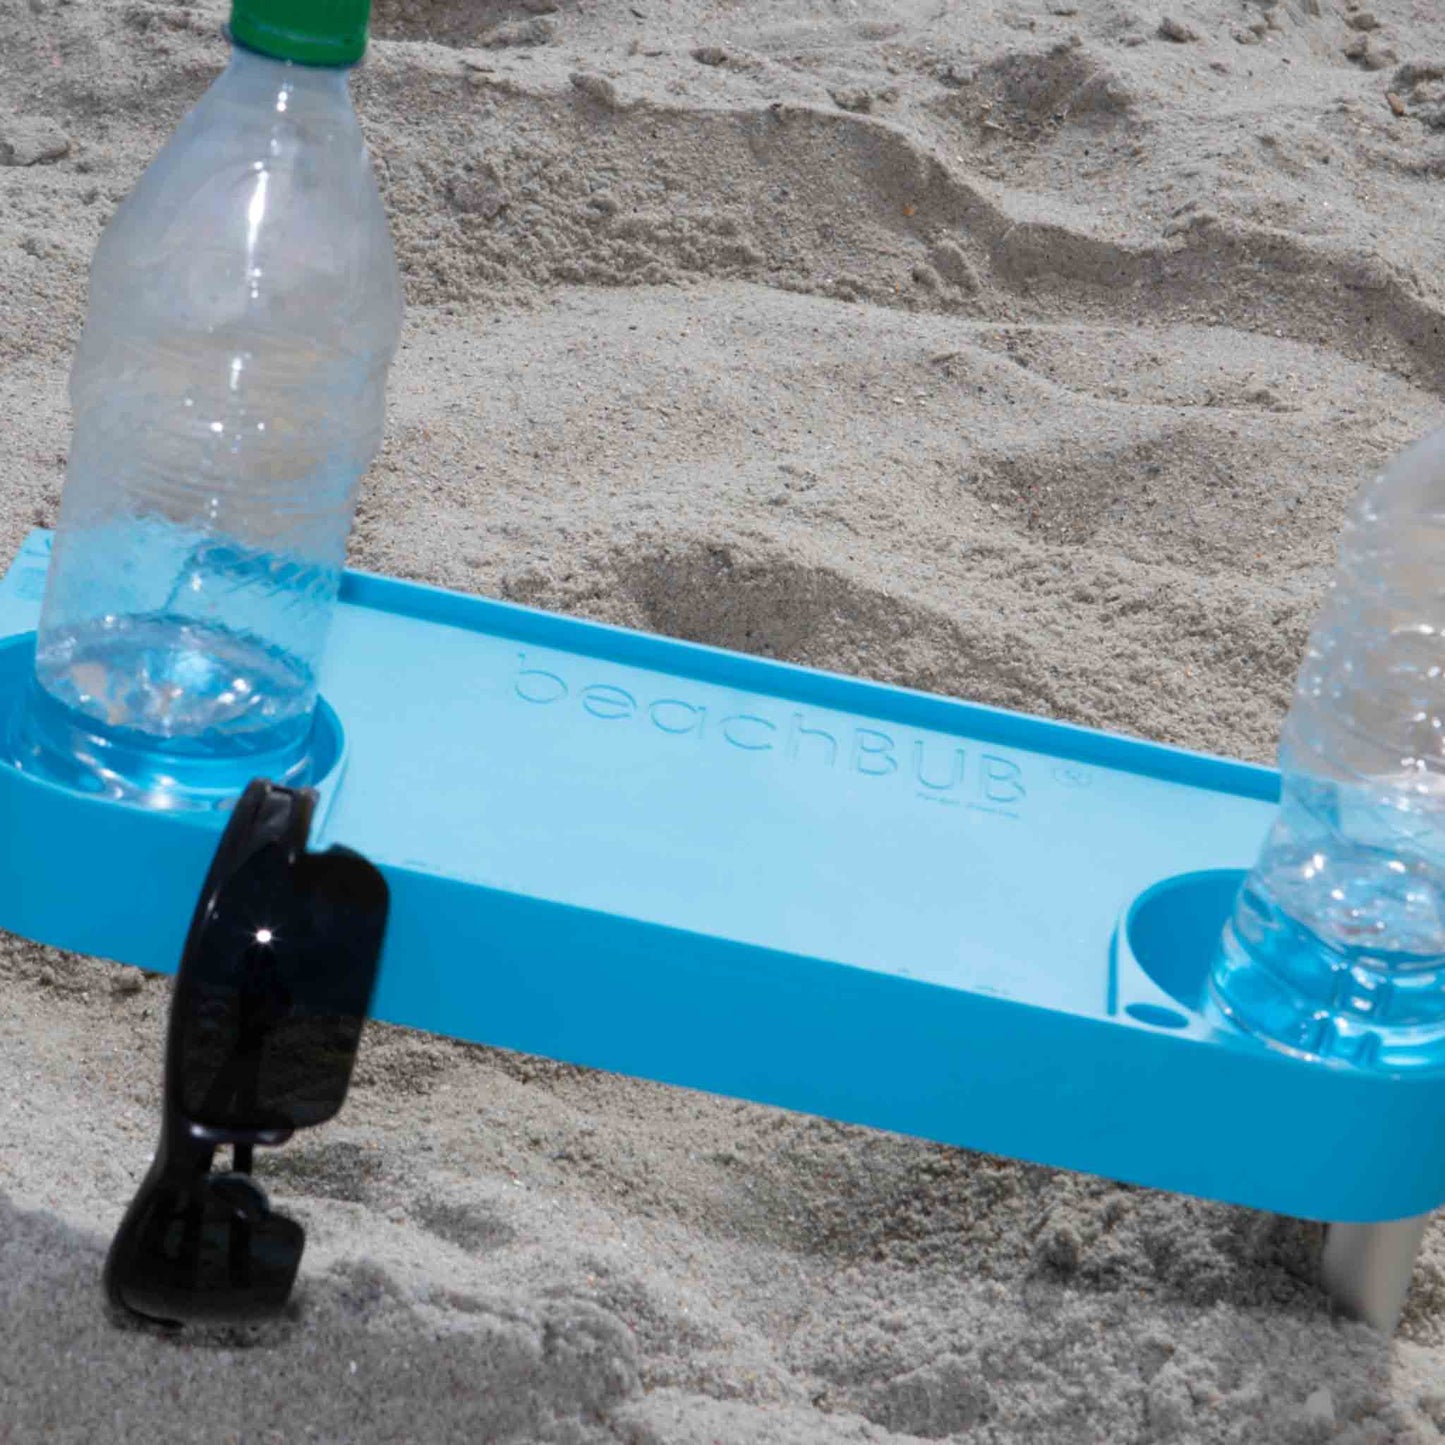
[1053,762,1093,788]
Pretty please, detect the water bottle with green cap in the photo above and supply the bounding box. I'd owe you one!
[17,0,401,809]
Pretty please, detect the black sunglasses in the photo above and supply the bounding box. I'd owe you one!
[104,780,388,1327]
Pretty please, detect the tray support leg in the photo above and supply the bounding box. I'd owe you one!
[1320,1213,1430,1332]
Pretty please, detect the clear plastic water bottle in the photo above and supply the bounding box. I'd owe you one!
[1211,428,1445,1071]
[16,0,401,808]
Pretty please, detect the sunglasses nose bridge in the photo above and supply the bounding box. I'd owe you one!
[183,1119,294,1149]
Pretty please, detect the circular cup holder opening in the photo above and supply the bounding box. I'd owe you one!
[1124,868,1246,1013]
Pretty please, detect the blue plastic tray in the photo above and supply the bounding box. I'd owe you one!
[2,529,1441,1224]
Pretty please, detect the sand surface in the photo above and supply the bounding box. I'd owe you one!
[4,0,1445,1439]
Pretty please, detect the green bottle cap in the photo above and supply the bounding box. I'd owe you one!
[229,0,372,67]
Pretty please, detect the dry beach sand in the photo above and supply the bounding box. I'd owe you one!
[5,0,1445,1438]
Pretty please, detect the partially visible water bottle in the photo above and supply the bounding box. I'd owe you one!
[17,0,401,808]
[1212,428,1445,1071]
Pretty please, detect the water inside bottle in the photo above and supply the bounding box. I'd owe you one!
[1211,771,1445,1070]
[15,530,331,808]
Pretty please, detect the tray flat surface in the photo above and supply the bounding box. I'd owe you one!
[318,559,1277,1017]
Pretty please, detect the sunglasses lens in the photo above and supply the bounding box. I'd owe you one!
[175,845,388,1131]
[113,1174,303,1326]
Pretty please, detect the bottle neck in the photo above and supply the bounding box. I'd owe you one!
[223,40,354,118]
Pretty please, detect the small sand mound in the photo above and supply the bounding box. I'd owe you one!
[973,39,1140,132]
